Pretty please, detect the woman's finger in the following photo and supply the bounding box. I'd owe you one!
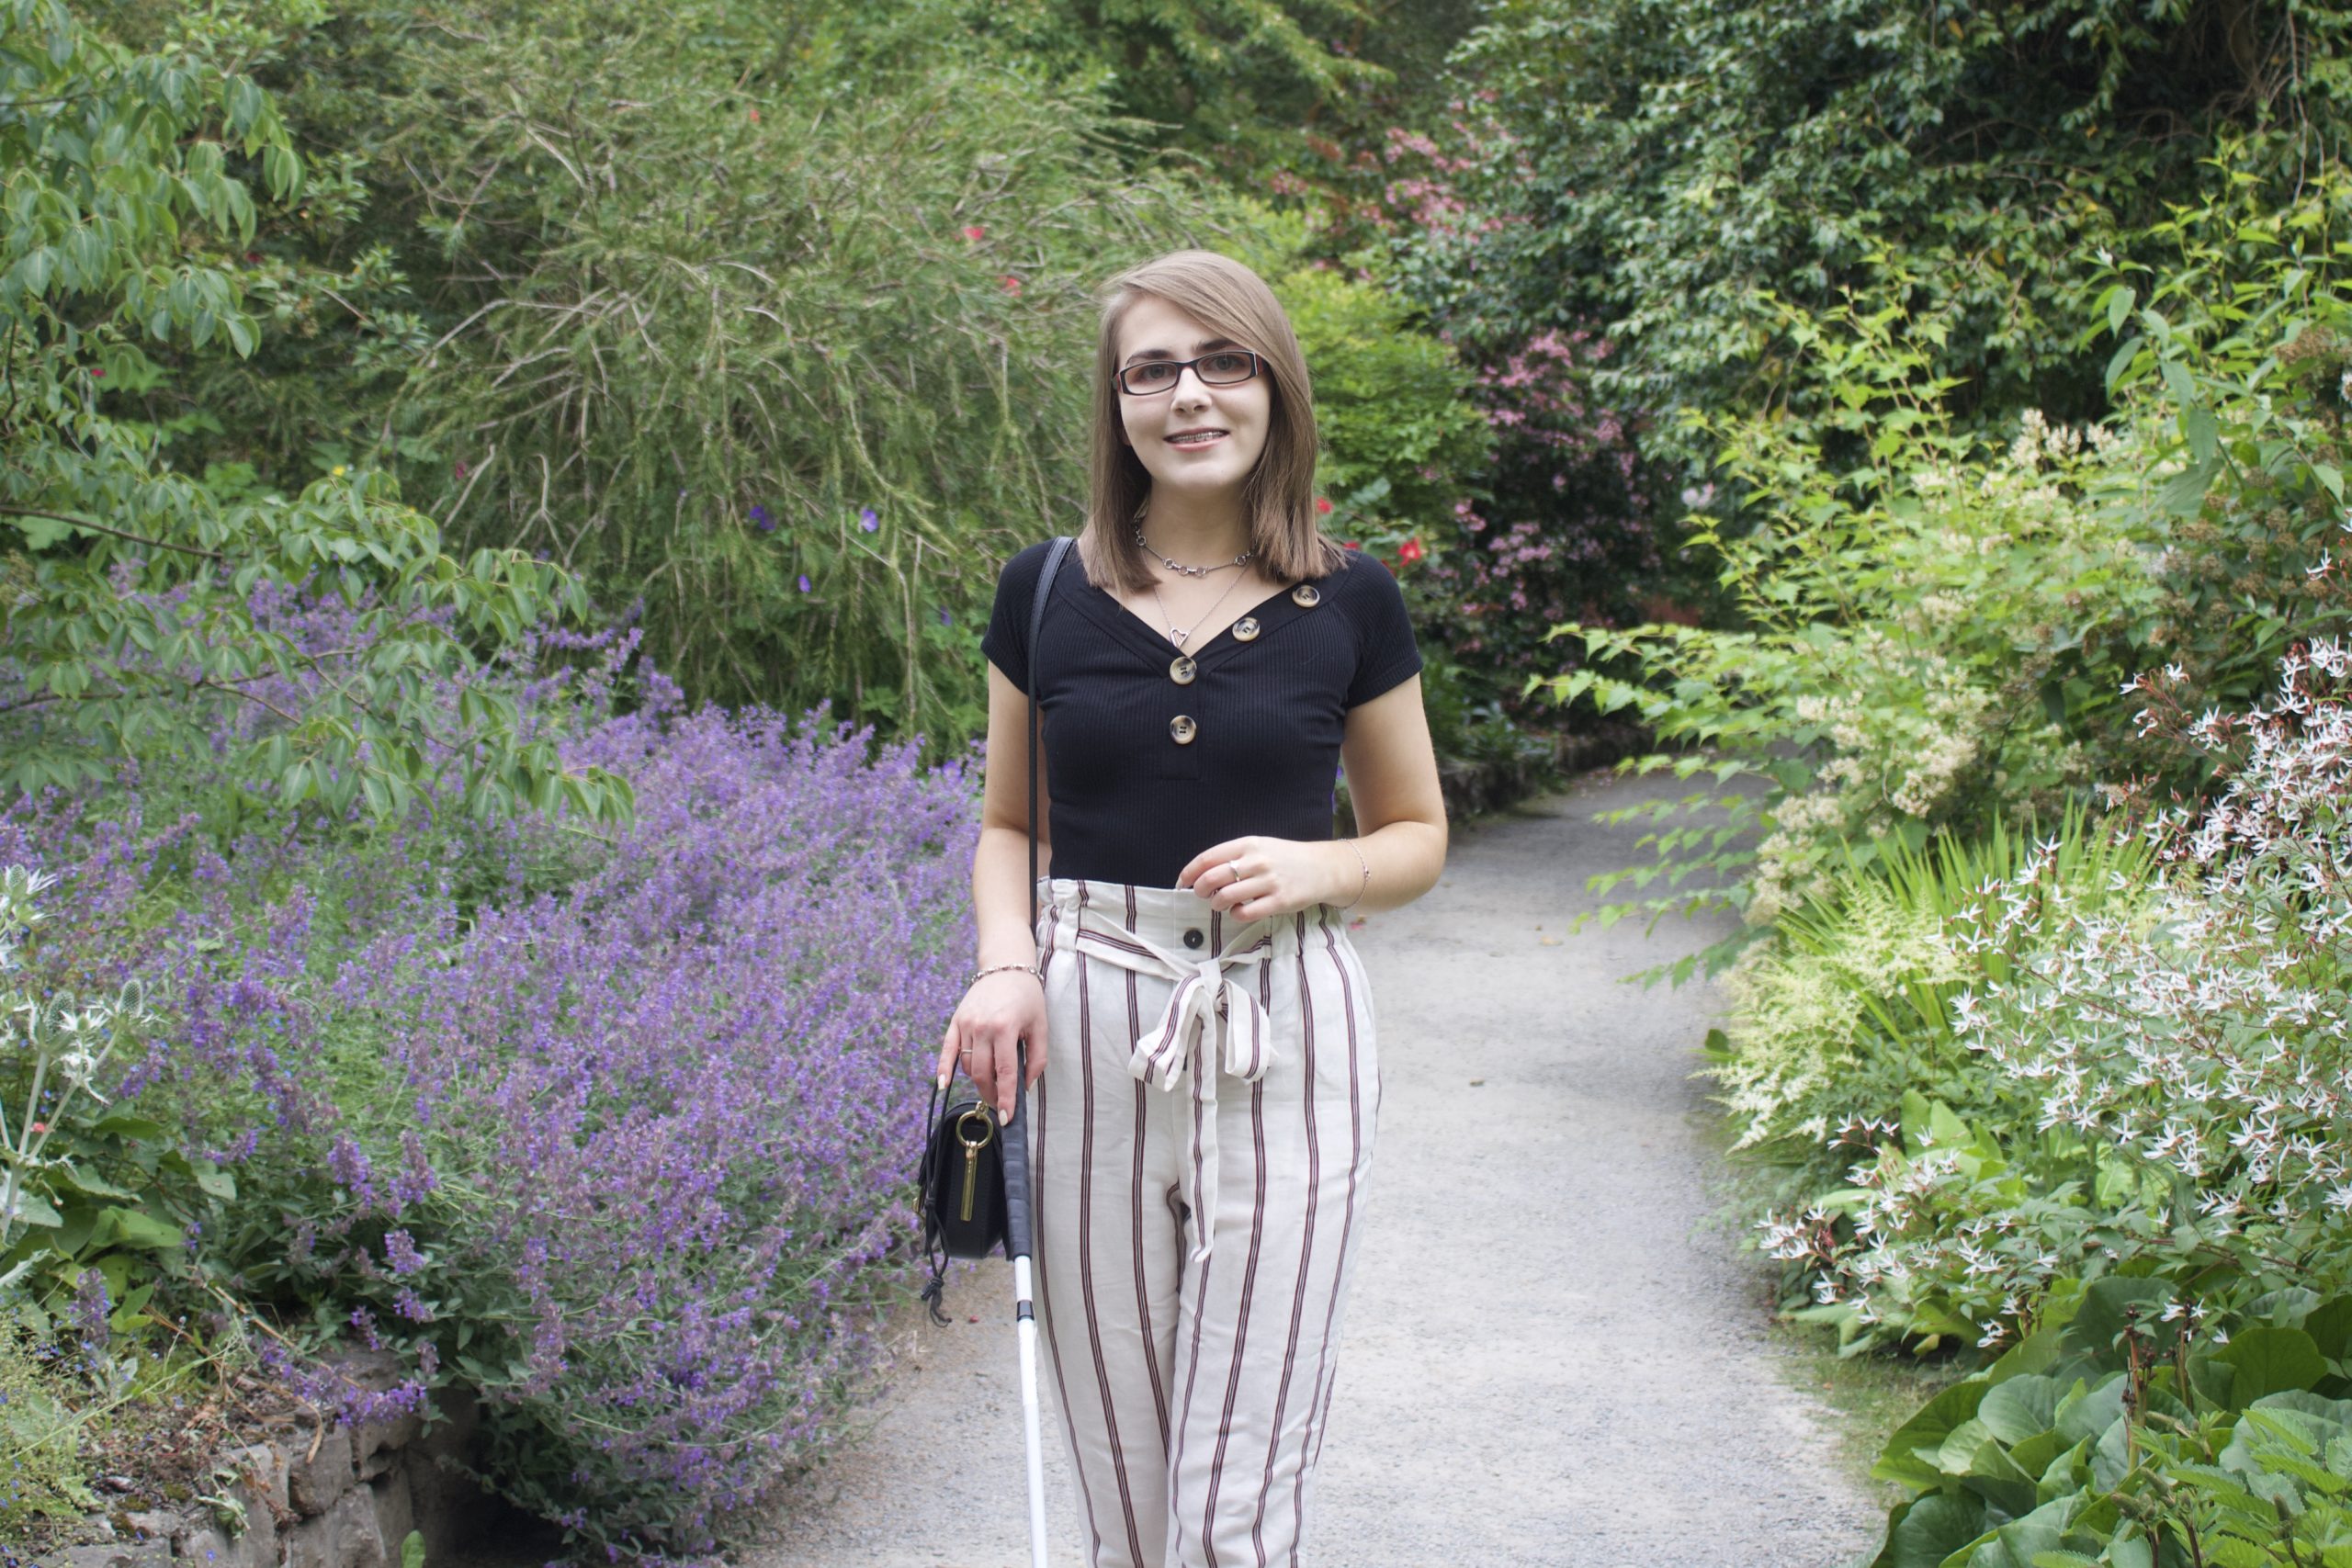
[995,1033,1023,1122]
[935,1017,961,1089]
[963,1033,996,1095]
[1022,1019,1048,1090]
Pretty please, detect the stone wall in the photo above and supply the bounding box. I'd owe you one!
[46,1377,515,1568]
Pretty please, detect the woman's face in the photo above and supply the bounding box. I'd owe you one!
[1113,293,1272,502]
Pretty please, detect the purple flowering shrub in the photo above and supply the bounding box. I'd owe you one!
[1,590,977,1561]
[334,694,974,1556]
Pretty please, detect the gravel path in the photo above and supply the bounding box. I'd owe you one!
[741,767,1880,1568]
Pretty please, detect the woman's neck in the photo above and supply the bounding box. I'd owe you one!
[1137,491,1252,568]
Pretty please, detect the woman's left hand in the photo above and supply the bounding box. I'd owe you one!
[1177,835,1344,922]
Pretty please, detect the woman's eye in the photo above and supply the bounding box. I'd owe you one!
[1135,363,1177,385]
[1203,353,1248,375]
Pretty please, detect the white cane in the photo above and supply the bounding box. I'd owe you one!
[999,1040,1051,1567]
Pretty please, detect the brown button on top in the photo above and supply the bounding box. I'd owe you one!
[1169,655,1197,685]
[1292,582,1322,607]
[1170,714,1198,744]
[1230,615,1261,642]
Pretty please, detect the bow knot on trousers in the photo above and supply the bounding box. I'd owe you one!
[1027,876,1383,1568]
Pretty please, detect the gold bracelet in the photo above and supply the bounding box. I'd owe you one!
[1337,837,1370,910]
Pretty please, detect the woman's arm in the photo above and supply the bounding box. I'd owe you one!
[935,660,1052,1120]
[1331,673,1448,909]
[1178,674,1448,919]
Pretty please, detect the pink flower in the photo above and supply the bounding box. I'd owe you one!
[748,107,761,123]
[1000,275,1023,296]
[963,225,987,242]
[1315,497,1333,514]
[1398,536,1426,566]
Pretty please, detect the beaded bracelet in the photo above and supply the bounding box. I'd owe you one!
[1337,837,1371,910]
[969,962,1042,987]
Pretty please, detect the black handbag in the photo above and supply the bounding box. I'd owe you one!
[918,535,1072,1323]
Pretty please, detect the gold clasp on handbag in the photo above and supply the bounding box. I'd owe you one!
[956,1105,997,1223]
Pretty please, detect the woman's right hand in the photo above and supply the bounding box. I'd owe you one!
[936,969,1047,1123]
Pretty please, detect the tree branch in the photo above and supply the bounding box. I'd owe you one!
[0,505,223,560]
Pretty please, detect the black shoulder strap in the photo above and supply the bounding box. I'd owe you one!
[1025,536,1073,923]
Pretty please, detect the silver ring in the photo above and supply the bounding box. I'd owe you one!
[1227,861,1242,886]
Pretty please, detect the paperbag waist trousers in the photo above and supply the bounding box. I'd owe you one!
[1025,875,1383,1568]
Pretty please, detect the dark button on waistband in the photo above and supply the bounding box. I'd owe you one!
[1182,927,1205,950]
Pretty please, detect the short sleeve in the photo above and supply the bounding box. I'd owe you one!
[978,541,1055,695]
[1340,553,1424,707]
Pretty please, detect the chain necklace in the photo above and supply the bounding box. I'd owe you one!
[1134,524,1252,579]
[1148,562,1254,649]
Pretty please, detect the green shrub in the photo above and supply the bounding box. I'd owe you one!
[0,1325,93,1533]
[1542,161,2352,983]
[1863,1277,2352,1568]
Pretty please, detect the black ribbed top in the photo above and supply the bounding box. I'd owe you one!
[979,539,1423,889]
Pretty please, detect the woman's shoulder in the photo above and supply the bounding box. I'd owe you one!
[1308,547,1408,612]
[992,536,1076,601]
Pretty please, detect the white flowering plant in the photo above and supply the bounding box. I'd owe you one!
[1766,637,2352,1359]
[1709,800,2156,1185]
[0,864,205,1332]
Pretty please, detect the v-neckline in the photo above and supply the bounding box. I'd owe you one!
[1081,574,1299,663]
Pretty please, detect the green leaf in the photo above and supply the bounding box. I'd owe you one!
[2180,402,2220,465]
[87,1207,182,1251]
[2220,1326,2328,1407]
[1883,1491,1986,1568]
[2157,456,2220,517]
[4,1190,64,1229]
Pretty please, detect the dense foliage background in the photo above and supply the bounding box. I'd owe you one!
[9,0,2352,1560]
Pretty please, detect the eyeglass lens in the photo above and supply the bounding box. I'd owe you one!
[1121,351,1259,394]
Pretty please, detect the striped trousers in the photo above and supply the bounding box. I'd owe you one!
[1026,876,1382,1568]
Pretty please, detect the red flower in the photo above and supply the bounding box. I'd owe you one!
[1342,540,1361,550]
[748,107,761,123]
[1398,536,1425,565]
[1000,275,1023,296]
[88,367,104,378]
[1315,497,1333,514]
[963,225,987,242]
[28,1122,46,1134]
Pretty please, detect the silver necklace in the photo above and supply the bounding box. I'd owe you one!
[1148,565,1253,649]
[1135,524,1252,579]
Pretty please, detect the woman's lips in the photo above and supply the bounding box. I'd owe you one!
[1167,430,1228,448]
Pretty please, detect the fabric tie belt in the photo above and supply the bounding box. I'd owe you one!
[1057,894,1280,1264]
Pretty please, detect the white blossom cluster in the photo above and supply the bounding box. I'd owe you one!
[1,864,159,1250]
[1761,641,2352,1348]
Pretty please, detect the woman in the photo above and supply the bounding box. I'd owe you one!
[937,249,1447,1568]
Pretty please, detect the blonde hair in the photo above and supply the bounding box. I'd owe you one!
[1082,250,1349,593]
